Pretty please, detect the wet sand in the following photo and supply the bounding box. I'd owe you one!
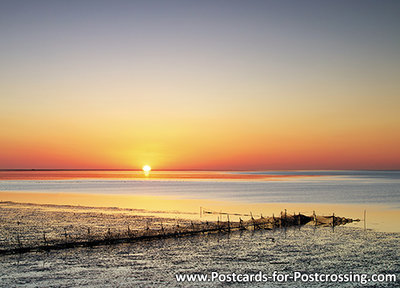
[1,191,399,232]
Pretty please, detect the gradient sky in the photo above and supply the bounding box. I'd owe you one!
[1,0,399,170]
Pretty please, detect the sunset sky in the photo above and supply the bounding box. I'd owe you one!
[1,0,399,170]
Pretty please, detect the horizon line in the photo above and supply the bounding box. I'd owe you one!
[0,168,399,172]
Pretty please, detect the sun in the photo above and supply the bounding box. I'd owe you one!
[142,165,151,173]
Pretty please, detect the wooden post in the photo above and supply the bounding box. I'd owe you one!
[17,221,21,248]
[313,211,317,226]
[160,222,165,235]
[64,227,68,242]
[332,213,335,227]
[364,210,366,230]
[227,214,230,232]
[43,231,47,246]
[250,212,256,230]
[284,209,287,226]
[17,234,21,248]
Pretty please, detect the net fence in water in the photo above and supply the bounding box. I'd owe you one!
[0,202,358,255]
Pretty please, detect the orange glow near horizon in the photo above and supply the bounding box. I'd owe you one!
[0,123,399,170]
[0,117,399,170]
[1,2,400,170]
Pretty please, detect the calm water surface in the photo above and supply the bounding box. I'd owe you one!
[1,170,399,207]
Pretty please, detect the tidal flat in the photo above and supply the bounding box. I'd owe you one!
[1,170,399,286]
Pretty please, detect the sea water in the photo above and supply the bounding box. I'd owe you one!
[0,170,399,206]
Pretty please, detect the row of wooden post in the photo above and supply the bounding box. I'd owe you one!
[15,209,368,249]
